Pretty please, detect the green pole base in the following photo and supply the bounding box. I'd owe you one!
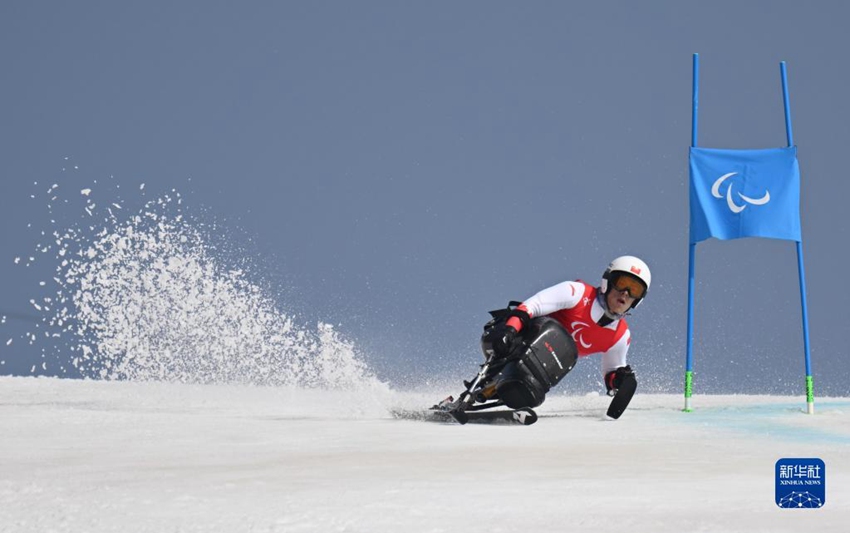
[683,371,694,412]
[806,375,814,414]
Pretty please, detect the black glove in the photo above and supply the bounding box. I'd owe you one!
[491,325,519,359]
[605,365,634,396]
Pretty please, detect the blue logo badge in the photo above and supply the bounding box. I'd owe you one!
[775,458,825,508]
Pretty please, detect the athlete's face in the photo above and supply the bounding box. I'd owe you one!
[606,286,635,315]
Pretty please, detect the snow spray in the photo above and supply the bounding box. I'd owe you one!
[17,173,382,390]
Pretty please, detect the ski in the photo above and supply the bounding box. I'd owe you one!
[606,372,637,419]
[391,407,538,426]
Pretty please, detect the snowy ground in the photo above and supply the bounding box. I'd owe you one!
[1,376,848,532]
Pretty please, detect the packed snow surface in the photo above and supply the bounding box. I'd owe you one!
[1,377,847,532]
[5,181,848,531]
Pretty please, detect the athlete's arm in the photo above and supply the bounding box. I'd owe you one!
[506,281,585,332]
[600,329,631,377]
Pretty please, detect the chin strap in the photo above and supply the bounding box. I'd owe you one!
[595,289,627,326]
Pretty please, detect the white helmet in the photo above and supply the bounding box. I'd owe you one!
[600,255,651,309]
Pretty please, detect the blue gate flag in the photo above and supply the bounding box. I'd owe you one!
[689,147,802,243]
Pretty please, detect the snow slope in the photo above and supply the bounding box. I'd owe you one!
[2,377,848,532]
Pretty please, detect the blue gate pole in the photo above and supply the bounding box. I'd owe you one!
[780,61,815,414]
[684,53,699,412]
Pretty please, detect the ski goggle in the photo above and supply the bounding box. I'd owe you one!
[611,274,646,299]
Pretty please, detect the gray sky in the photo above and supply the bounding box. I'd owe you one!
[2,1,848,395]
